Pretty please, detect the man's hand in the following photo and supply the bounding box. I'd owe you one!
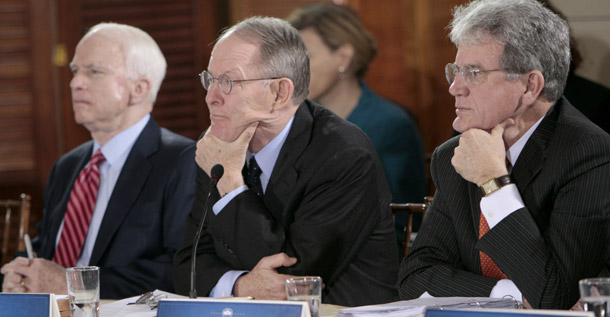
[1,257,67,294]
[1,257,29,293]
[233,253,298,300]
[452,119,513,186]
[196,122,258,196]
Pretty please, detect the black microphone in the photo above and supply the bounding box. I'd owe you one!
[190,163,224,298]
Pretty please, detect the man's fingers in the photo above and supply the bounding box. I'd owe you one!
[492,118,515,137]
[237,121,259,145]
[259,252,298,269]
[1,257,30,274]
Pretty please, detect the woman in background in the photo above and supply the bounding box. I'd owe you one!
[287,2,426,255]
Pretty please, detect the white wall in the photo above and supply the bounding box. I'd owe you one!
[550,0,610,88]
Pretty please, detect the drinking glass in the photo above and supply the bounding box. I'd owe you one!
[579,277,610,317]
[285,276,322,317]
[66,266,100,317]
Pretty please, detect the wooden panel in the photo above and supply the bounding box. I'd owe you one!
[0,0,61,237]
[0,0,36,174]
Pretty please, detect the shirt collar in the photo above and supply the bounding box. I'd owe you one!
[247,115,295,179]
[506,116,544,166]
[93,114,150,171]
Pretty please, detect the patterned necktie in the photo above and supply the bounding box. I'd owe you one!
[479,212,507,279]
[246,156,264,197]
[53,149,105,267]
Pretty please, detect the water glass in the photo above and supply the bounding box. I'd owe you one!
[285,276,322,317]
[579,277,610,317]
[66,266,100,317]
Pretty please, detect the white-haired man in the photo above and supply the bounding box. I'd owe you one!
[1,23,195,299]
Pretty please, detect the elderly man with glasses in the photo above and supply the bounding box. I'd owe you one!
[398,0,610,310]
[172,16,398,307]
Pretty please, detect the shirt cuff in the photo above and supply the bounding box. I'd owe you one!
[490,279,522,301]
[480,184,525,229]
[212,185,248,215]
[209,270,249,298]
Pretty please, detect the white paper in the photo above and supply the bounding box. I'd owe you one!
[338,296,518,317]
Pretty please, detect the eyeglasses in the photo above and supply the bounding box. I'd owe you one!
[199,70,281,95]
[445,63,506,86]
[127,291,168,310]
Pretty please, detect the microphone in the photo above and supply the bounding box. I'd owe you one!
[190,163,224,298]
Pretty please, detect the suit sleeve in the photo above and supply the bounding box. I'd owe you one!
[398,146,499,299]
[173,145,390,296]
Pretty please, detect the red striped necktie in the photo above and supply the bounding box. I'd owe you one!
[479,212,507,279]
[53,149,105,267]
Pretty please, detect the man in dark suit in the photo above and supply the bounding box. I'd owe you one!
[398,0,610,310]
[1,23,195,298]
[172,17,398,307]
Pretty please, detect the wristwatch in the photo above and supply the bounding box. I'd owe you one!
[479,174,512,196]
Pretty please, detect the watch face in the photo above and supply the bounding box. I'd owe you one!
[481,179,500,196]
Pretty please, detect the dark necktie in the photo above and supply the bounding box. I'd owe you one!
[246,156,264,197]
[53,149,105,267]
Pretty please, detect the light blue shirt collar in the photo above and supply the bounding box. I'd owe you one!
[247,116,295,192]
[92,114,150,172]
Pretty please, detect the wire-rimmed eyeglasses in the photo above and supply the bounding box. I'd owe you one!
[199,70,281,95]
[445,63,506,86]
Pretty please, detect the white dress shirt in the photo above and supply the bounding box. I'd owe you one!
[481,117,543,299]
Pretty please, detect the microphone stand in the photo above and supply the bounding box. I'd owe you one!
[190,164,224,298]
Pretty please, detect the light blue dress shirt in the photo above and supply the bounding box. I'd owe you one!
[55,114,150,267]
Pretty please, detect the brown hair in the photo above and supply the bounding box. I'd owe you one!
[287,2,377,79]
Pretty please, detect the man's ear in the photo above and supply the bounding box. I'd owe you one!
[129,76,151,105]
[270,78,294,111]
[522,71,544,105]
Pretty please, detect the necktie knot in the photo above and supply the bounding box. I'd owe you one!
[90,149,106,168]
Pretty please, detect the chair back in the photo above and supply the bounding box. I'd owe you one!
[0,193,31,265]
[391,196,433,258]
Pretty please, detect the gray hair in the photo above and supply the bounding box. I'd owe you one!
[449,0,570,102]
[84,23,167,102]
[220,16,310,105]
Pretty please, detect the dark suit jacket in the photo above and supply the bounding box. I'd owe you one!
[398,97,610,309]
[33,118,196,299]
[173,100,398,307]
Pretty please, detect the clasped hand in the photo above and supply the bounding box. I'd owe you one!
[451,119,513,186]
[233,253,298,300]
[1,257,67,294]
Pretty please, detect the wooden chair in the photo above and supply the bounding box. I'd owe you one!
[391,196,433,257]
[0,193,31,265]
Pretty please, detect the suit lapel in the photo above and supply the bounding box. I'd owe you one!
[263,102,312,226]
[43,144,93,259]
[89,119,159,265]
[512,102,559,193]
